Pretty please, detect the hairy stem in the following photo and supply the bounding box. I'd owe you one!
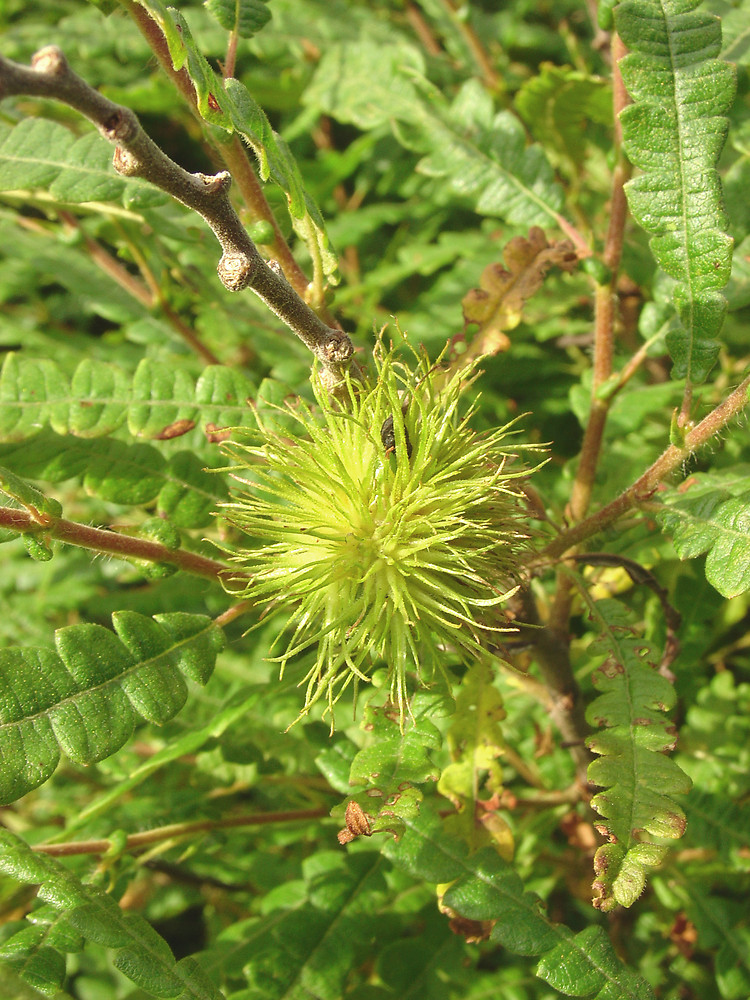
[542,373,750,560]
[33,808,330,857]
[0,505,245,583]
[568,34,630,525]
[0,47,357,388]
[552,34,630,635]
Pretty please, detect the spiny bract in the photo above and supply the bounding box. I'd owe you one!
[221,340,534,726]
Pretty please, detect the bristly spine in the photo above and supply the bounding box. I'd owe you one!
[219,335,539,728]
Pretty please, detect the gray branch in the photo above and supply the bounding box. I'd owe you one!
[0,46,360,388]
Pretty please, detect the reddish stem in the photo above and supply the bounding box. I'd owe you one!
[33,808,330,857]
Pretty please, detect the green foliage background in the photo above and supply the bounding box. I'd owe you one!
[0,1,749,998]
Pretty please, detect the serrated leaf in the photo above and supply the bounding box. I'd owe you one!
[515,63,611,168]
[0,923,68,996]
[342,693,444,841]
[205,0,272,38]
[0,355,65,442]
[0,432,228,530]
[158,450,226,528]
[62,688,262,838]
[0,356,256,444]
[83,439,166,504]
[384,806,655,999]
[0,829,225,999]
[616,0,736,383]
[66,359,131,437]
[583,599,691,911]
[0,611,224,803]
[135,0,234,127]
[128,359,199,439]
[438,661,513,857]
[195,366,254,429]
[308,53,565,228]
[0,118,165,208]
[222,78,338,281]
[656,468,750,598]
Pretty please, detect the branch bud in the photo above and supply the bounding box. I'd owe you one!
[217,253,255,291]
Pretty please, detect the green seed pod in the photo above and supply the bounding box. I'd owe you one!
[220,338,538,727]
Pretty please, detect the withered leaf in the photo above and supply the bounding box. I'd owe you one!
[461,226,578,360]
[337,800,373,845]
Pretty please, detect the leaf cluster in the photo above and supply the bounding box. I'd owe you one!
[0,1,748,999]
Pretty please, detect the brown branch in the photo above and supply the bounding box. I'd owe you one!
[567,33,631,526]
[405,3,443,56]
[33,808,329,857]
[0,505,247,584]
[436,0,502,92]
[123,0,319,309]
[542,373,750,561]
[0,47,358,389]
[551,34,631,634]
[510,589,592,781]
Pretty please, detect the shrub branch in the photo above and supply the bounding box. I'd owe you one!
[0,47,358,388]
[542,373,750,560]
[0,505,244,583]
[32,808,329,857]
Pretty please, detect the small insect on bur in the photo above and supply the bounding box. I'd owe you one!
[380,409,412,459]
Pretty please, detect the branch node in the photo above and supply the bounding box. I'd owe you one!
[112,146,141,177]
[198,170,232,196]
[322,335,353,364]
[31,45,66,76]
[102,109,138,144]
[218,253,256,292]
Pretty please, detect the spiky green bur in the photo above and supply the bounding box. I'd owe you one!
[221,344,533,725]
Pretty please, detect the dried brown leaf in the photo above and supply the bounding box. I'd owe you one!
[461,226,578,360]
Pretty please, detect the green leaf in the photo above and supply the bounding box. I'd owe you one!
[0,466,62,519]
[60,688,262,839]
[0,961,68,1000]
[128,359,199,439]
[0,356,65,442]
[205,0,272,38]
[67,359,132,438]
[656,467,750,598]
[0,905,83,996]
[222,851,387,1000]
[132,1,338,281]
[0,355,257,444]
[157,450,222,528]
[385,806,655,999]
[616,0,736,383]
[222,79,339,282]
[0,432,228,530]
[437,662,512,854]
[0,829,225,999]
[341,692,444,840]
[0,118,166,209]
[583,599,692,911]
[0,612,224,804]
[515,63,611,169]
[306,47,565,228]
[134,0,234,127]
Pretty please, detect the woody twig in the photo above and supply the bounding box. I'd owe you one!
[0,46,361,389]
